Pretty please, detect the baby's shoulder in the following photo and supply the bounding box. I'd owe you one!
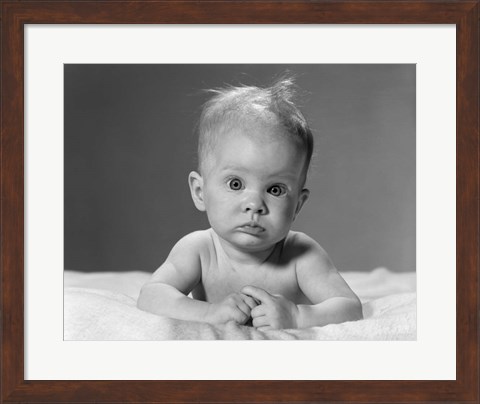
[283,231,330,263]
[285,230,319,249]
[171,229,217,271]
[173,229,213,251]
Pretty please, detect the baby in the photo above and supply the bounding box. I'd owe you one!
[137,78,363,330]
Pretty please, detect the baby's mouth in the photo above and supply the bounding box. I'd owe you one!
[238,222,265,234]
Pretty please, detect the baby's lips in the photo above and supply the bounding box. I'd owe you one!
[240,221,264,229]
[238,223,265,234]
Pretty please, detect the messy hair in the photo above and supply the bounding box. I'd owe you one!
[197,76,314,182]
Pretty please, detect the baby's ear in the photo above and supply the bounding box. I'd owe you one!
[188,171,206,211]
[294,188,310,219]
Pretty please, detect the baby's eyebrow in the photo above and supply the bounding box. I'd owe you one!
[220,164,246,172]
[268,174,300,185]
[221,165,299,181]
[218,166,250,176]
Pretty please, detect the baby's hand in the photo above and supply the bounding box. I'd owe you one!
[207,292,258,325]
[241,286,299,330]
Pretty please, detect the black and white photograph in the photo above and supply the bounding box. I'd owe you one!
[64,64,416,340]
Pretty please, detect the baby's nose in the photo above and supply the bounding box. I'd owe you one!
[242,193,267,214]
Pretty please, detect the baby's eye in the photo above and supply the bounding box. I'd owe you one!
[268,184,287,197]
[227,178,244,191]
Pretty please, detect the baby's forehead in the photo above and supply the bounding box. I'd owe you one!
[200,109,308,174]
[204,127,306,174]
[212,113,294,145]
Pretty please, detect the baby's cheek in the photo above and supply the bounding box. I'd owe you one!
[274,210,296,230]
[282,201,298,219]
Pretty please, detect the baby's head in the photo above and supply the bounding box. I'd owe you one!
[197,77,313,185]
[189,77,314,251]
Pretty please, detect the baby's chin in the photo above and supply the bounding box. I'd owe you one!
[227,232,282,253]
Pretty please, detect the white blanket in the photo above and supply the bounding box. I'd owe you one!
[64,268,416,340]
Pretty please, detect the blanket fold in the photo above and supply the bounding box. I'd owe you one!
[64,268,416,340]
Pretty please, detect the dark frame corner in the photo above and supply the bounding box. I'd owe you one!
[1,1,478,402]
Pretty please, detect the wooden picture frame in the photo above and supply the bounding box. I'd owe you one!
[1,1,478,402]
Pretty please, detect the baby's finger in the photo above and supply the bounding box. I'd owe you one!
[236,300,252,317]
[251,304,267,318]
[241,285,273,304]
[252,315,269,328]
[240,294,258,310]
[232,309,250,325]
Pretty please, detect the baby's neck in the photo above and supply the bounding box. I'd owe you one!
[216,237,278,267]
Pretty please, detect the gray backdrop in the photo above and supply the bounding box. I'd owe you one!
[65,64,415,273]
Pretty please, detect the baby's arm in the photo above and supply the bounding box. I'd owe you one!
[137,232,255,324]
[243,233,362,330]
[293,232,363,328]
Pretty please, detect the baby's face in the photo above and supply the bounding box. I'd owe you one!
[198,124,309,253]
